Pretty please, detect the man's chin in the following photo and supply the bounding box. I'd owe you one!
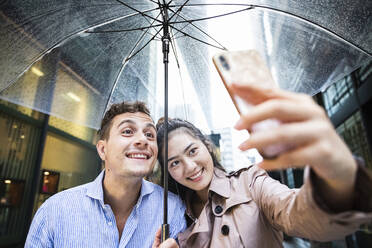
[125,166,154,178]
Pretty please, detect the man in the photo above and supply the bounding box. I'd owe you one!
[25,101,186,247]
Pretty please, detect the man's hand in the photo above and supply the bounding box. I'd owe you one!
[152,228,179,248]
[231,83,357,211]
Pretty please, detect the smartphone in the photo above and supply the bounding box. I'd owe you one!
[212,50,288,159]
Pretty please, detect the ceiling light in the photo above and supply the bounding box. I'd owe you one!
[67,92,81,102]
[31,67,44,76]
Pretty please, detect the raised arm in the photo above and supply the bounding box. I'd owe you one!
[232,83,357,211]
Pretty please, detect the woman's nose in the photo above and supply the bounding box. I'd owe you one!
[184,158,197,171]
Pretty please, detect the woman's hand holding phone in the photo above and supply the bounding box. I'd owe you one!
[231,82,358,211]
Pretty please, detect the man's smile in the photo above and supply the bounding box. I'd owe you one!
[126,151,151,160]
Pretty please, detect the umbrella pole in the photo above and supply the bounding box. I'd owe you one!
[161,4,170,243]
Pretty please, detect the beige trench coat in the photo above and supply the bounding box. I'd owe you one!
[178,165,372,247]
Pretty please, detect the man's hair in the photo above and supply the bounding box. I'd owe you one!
[98,101,151,140]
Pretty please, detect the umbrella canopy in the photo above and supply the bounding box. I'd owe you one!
[0,0,371,131]
[1,0,371,240]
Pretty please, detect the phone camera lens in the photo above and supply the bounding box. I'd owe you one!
[219,56,230,71]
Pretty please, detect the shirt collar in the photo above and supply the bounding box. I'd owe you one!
[86,170,155,207]
[208,167,230,198]
[137,179,155,206]
[86,170,105,205]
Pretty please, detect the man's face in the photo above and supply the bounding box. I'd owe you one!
[97,112,158,179]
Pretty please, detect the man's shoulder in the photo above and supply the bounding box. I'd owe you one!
[144,180,183,205]
[42,182,91,206]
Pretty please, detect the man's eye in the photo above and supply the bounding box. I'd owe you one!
[145,132,155,138]
[122,129,133,135]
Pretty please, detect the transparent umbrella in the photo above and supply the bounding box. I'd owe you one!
[0,0,371,239]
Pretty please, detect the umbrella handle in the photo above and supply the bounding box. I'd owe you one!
[161,224,169,242]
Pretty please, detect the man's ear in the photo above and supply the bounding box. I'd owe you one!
[96,140,106,161]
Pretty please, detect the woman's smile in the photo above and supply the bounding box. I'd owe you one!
[188,168,204,182]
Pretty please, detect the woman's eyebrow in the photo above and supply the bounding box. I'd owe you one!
[167,143,194,162]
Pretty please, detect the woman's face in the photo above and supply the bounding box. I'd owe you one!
[167,131,214,192]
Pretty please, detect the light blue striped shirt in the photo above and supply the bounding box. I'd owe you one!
[25,170,186,247]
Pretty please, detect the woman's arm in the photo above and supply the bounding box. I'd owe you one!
[232,83,357,211]
[231,83,372,240]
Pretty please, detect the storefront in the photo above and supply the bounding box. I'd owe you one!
[0,100,100,247]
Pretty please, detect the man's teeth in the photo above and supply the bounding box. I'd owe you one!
[189,170,203,180]
[128,154,147,159]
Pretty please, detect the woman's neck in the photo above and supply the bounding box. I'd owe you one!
[196,187,209,204]
[191,190,208,218]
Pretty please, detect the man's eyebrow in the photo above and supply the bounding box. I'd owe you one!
[117,119,156,130]
[168,143,194,162]
[146,123,156,130]
[117,119,135,128]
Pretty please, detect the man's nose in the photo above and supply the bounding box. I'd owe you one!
[134,132,148,147]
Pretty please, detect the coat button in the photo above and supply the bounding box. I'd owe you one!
[214,205,223,214]
[221,225,229,236]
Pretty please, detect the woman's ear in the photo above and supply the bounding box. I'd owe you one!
[96,140,106,161]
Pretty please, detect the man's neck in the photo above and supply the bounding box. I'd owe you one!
[102,171,142,215]
[102,171,143,239]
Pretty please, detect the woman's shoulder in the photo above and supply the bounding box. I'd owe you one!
[223,164,267,179]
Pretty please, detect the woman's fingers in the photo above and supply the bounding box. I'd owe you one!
[238,120,331,151]
[234,99,326,130]
[258,142,320,171]
[230,82,312,104]
[152,228,179,248]
[159,239,179,248]
[151,228,161,248]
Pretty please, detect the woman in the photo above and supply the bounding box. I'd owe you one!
[155,84,372,247]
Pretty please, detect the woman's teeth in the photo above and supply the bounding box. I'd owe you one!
[189,169,203,180]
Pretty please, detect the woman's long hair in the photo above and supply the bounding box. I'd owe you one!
[156,118,225,202]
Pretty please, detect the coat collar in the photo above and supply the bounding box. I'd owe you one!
[208,167,231,198]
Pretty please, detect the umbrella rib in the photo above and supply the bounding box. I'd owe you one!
[169,27,181,69]
[126,28,163,62]
[169,3,371,56]
[168,0,190,22]
[114,0,163,24]
[169,23,191,41]
[94,6,163,111]
[169,24,225,50]
[124,11,164,62]
[88,12,163,41]
[85,23,163,33]
[167,8,228,50]
[169,6,253,25]
[168,36,189,119]
[102,26,163,121]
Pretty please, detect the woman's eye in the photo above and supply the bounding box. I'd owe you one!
[170,160,179,167]
[189,148,197,155]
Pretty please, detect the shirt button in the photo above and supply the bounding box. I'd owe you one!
[215,205,223,214]
[221,225,229,236]
[108,222,112,226]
